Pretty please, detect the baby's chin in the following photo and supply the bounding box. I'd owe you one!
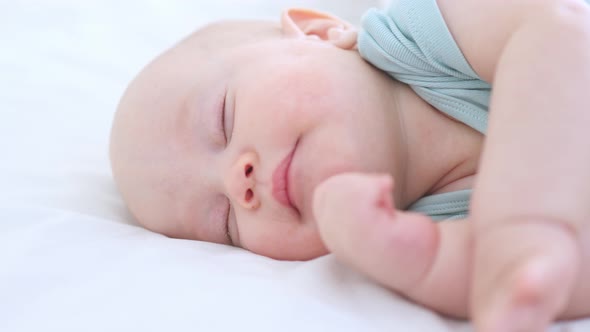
[249,234,329,261]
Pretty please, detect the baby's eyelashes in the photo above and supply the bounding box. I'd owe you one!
[222,87,235,145]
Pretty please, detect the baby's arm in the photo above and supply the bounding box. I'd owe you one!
[316,1,590,330]
[315,2,590,330]
[313,172,590,323]
[313,173,472,318]
[437,0,590,330]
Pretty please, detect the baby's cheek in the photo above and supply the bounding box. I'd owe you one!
[273,63,342,125]
[238,58,343,132]
[238,215,327,260]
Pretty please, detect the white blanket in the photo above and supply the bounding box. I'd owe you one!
[0,1,587,331]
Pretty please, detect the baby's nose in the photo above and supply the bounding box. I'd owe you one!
[227,152,260,210]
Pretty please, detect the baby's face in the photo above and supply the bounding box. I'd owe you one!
[111,12,402,260]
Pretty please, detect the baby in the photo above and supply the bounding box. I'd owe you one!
[109,0,590,331]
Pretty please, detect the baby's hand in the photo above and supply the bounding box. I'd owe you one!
[313,173,590,327]
[313,172,395,230]
[313,172,472,316]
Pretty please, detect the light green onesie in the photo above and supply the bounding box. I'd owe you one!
[358,0,490,220]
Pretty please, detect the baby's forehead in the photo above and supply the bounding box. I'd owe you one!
[180,20,282,54]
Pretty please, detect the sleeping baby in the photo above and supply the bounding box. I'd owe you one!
[109,0,590,331]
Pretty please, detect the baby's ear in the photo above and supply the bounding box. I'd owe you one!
[281,8,357,50]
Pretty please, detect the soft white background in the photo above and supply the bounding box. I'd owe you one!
[0,1,587,331]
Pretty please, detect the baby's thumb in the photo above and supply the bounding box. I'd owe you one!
[313,173,394,222]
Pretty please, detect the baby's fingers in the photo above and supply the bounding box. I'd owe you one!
[312,172,393,224]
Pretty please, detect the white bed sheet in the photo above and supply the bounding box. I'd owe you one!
[0,1,588,331]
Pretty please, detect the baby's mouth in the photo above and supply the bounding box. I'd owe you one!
[271,139,299,213]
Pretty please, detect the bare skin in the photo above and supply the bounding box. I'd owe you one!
[314,1,590,331]
[110,1,590,331]
[110,10,477,260]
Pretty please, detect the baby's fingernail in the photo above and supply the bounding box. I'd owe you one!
[377,187,395,217]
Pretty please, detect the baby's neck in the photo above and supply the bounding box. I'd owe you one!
[394,82,484,207]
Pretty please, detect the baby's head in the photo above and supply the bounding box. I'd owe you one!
[110,9,405,260]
